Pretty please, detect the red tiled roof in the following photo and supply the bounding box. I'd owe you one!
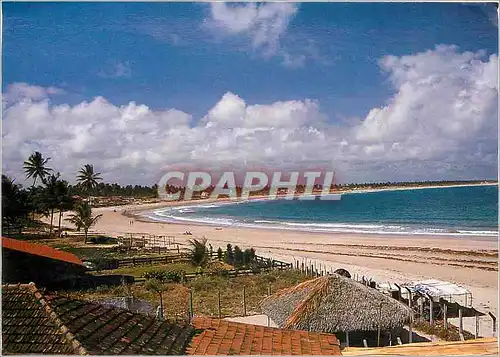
[187,317,341,355]
[3,283,195,355]
[2,237,84,266]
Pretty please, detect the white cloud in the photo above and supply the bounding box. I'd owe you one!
[2,82,64,107]
[206,3,298,57]
[2,46,498,185]
[354,45,498,163]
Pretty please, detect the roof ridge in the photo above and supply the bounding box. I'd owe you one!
[27,282,89,356]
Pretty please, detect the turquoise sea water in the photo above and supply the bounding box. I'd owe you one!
[147,185,499,237]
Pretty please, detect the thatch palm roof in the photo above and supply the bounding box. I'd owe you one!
[261,275,413,333]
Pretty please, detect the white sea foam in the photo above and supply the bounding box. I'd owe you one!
[145,211,497,237]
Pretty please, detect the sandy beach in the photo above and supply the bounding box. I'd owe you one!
[54,186,498,337]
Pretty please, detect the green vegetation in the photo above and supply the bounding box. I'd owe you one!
[3,151,158,241]
[66,203,103,243]
[66,269,309,319]
[143,270,184,283]
[144,278,169,314]
[23,151,52,187]
[188,238,210,267]
[97,263,196,279]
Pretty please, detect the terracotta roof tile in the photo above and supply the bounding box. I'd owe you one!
[2,283,194,355]
[188,317,341,355]
[2,237,84,266]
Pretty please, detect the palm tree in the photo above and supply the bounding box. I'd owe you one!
[188,237,209,267]
[54,179,74,235]
[65,202,103,243]
[23,151,52,187]
[77,164,102,205]
[43,173,61,235]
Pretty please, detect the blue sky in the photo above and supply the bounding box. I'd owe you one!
[2,2,498,184]
[4,2,497,120]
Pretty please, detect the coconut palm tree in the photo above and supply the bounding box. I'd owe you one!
[77,164,102,205]
[23,151,52,187]
[65,202,103,243]
[54,179,75,235]
[43,173,61,234]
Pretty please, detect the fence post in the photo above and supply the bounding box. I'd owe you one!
[218,289,222,318]
[394,283,402,302]
[409,313,413,343]
[405,287,412,308]
[429,296,434,325]
[377,303,383,347]
[459,307,463,335]
[488,312,496,337]
[443,303,448,329]
[475,313,479,339]
[243,286,247,317]
[189,289,194,321]
[177,245,180,254]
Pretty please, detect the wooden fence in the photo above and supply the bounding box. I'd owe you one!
[90,251,293,272]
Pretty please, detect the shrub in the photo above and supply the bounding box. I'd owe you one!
[143,269,183,283]
[88,236,118,244]
[189,238,209,267]
[233,246,243,267]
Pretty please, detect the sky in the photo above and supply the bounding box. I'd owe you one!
[2,2,499,185]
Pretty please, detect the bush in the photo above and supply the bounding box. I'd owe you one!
[142,269,183,283]
[189,238,209,267]
[88,258,119,271]
[88,236,117,244]
[234,246,243,267]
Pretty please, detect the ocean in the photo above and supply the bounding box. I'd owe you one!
[146,185,499,237]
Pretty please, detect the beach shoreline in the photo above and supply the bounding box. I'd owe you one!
[128,182,498,239]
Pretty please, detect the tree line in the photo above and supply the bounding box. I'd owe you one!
[2,151,103,242]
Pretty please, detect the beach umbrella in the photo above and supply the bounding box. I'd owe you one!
[261,275,412,333]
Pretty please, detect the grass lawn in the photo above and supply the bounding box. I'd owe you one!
[94,262,197,278]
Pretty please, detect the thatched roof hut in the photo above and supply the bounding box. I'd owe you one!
[261,275,412,333]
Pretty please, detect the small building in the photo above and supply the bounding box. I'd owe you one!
[2,237,87,287]
[261,275,413,347]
